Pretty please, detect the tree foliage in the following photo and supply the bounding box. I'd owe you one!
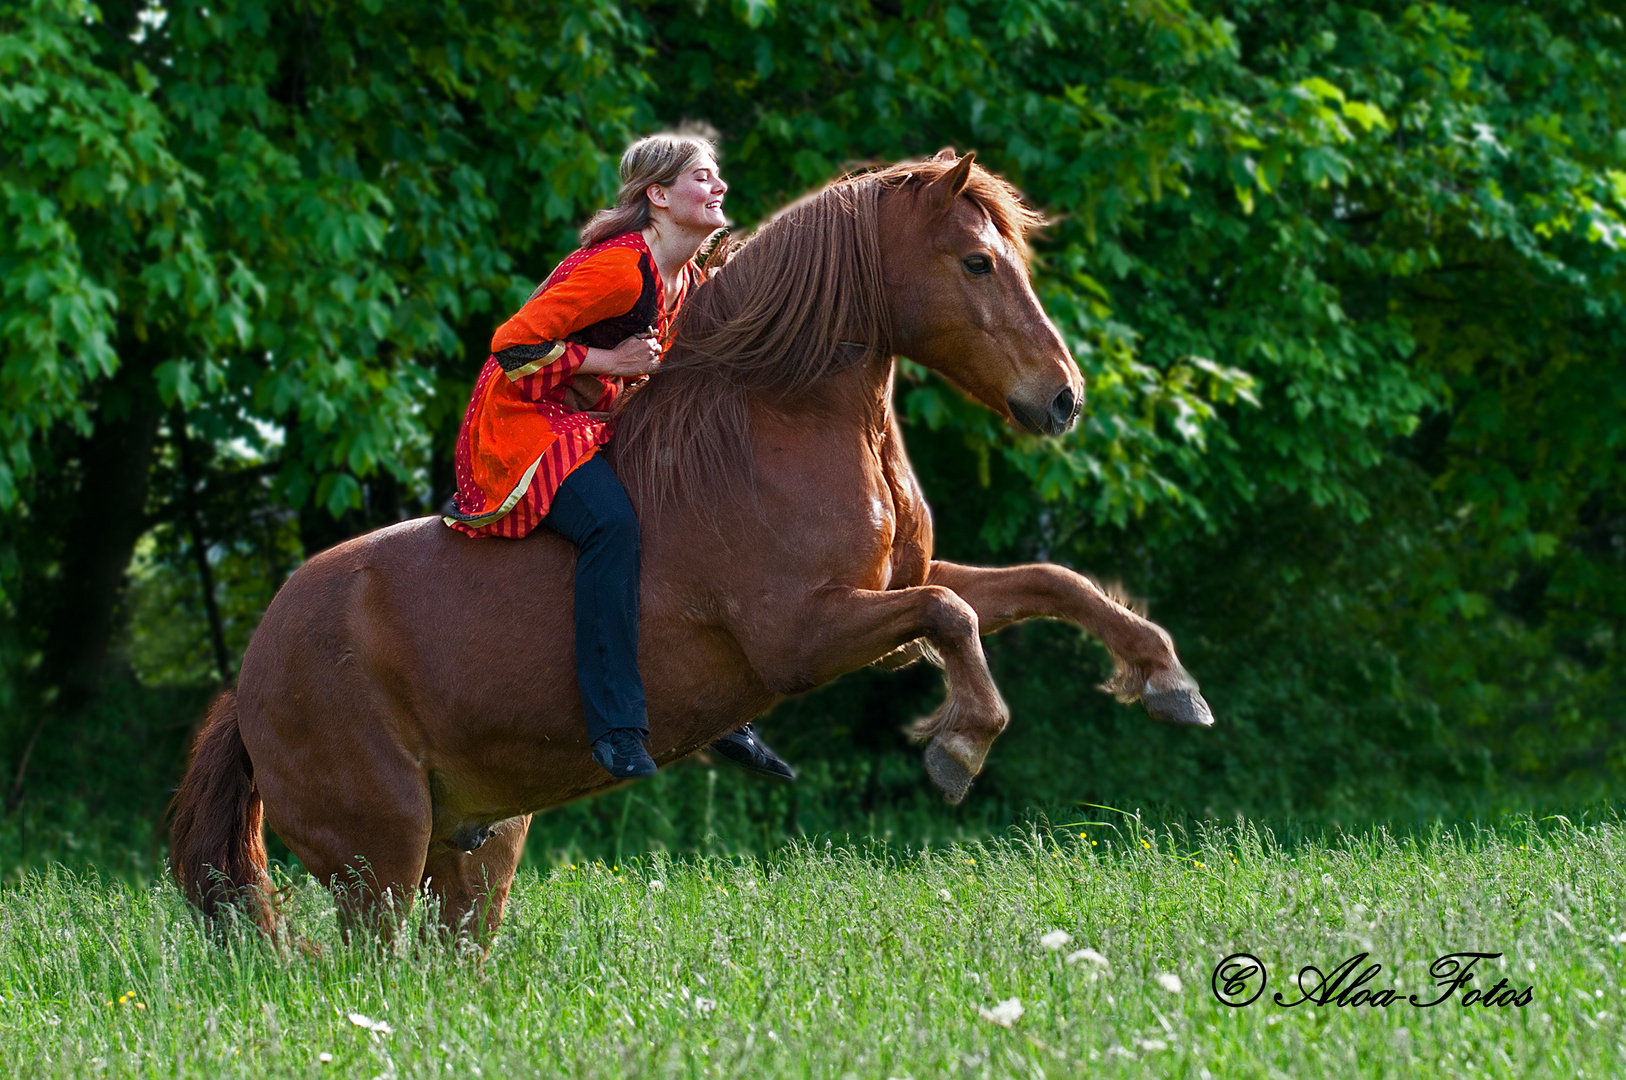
[1,0,1623,835]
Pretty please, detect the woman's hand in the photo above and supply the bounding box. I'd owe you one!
[580,333,661,377]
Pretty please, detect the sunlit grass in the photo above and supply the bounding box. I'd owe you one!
[0,814,1621,1077]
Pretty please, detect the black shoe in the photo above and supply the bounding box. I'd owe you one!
[709,723,796,780]
[592,729,657,779]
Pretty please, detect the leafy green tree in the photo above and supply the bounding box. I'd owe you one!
[1,0,1622,843]
[1,0,648,714]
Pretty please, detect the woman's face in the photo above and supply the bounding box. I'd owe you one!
[649,156,728,232]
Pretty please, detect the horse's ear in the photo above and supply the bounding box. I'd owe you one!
[933,147,958,163]
[924,150,976,216]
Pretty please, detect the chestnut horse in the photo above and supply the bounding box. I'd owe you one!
[170,151,1213,939]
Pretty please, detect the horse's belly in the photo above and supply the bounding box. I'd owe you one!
[641,613,777,757]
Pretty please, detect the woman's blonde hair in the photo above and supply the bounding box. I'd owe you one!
[580,132,719,247]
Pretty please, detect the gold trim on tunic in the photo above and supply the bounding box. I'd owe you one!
[503,341,566,381]
[442,453,545,529]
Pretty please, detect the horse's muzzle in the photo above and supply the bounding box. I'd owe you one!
[1007,385,1080,436]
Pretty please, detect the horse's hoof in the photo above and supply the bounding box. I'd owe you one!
[924,738,975,805]
[1142,687,1215,727]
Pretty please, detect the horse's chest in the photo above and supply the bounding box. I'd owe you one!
[878,418,932,589]
[798,479,900,591]
[749,435,895,585]
[777,456,932,594]
[854,481,904,589]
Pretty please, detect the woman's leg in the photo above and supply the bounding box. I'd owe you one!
[543,453,793,780]
[541,454,652,773]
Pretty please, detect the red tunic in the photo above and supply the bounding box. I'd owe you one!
[445,232,700,538]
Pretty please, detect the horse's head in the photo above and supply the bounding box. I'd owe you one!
[881,151,1081,436]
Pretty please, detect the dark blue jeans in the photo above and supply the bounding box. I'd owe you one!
[542,453,647,743]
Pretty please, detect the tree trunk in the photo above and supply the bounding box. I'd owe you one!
[38,342,165,710]
[174,415,232,683]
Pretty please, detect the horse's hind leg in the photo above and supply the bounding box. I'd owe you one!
[253,733,433,944]
[421,815,532,947]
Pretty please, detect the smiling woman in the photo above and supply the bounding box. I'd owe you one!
[446,134,723,543]
[441,131,792,783]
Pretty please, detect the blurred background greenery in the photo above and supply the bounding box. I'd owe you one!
[2,0,1622,878]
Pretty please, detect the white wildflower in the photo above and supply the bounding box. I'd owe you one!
[317,1052,333,1064]
[1040,929,1073,951]
[1609,930,1626,945]
[695,997,716,1014]
[648,880,665,893]
[1066,947,1110,968]
[978,997,1024,1027]
[938,888,953,902]
[346,1012,392,1034]
[1155,972,1183,994]
[1321,873,1334,885]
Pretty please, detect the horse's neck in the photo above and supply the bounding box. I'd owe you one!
[760,351,925,527]
[776,353,894,440]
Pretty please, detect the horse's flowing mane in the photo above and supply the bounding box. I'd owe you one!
[611,158,1041,518]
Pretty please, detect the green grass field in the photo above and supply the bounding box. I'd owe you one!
[1,814,1622,1078]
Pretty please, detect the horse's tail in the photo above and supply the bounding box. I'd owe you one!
[169,690,273,932]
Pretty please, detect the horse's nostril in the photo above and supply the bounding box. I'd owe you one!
[1005,395,1046,433]
[1048,386,1076,431]
[1009,388,1080,435]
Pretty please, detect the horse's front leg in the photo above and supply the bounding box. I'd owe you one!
[743,585,1007,803]
[925,561,1215,728]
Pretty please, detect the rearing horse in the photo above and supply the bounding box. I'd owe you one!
[170,152,1213,939]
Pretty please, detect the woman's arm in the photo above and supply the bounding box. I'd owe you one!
[490,246,656,386]
[580,334,662,377]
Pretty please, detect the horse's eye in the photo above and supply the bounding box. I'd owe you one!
[962,255,993,275]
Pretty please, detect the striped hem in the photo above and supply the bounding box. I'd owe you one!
[441,453,546,529]
[446,421,609,539]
